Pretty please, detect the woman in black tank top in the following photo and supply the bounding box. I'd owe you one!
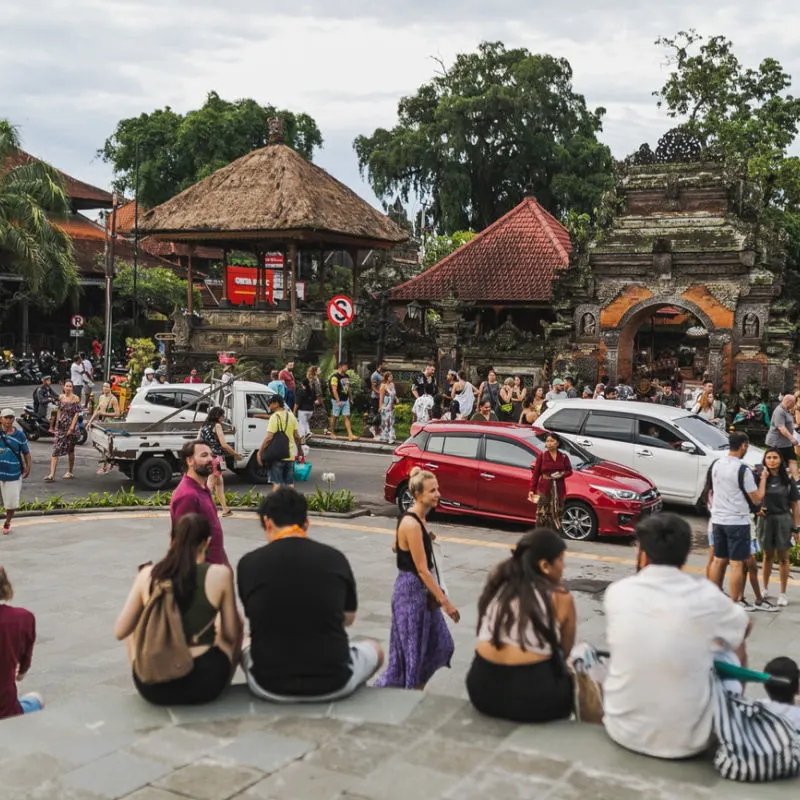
[375,468,460,690]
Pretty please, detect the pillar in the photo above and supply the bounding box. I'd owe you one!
[219,248,231,307]
[186,247,194,316]
[289,243,297,317]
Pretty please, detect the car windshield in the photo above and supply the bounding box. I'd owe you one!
[673,414,729,450]
[530,432,595,470]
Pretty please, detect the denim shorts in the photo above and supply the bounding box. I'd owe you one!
[712,523,752,562]
[331,400,350,417]
[268,460,295,486]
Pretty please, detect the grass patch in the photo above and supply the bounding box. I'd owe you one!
[306,486,356,513]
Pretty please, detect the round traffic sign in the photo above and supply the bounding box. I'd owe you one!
[70,314,85,328]
[326,295,355,327]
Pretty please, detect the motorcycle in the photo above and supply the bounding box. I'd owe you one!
[37,351,61,383]
[731,401,770,428]
[0,358,19,385]
[16,357,42,385]
[18,399,88,446]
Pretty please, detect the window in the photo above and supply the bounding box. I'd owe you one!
[583,412,634,443]
[546,408,588,434]
[245,393,271,416]
[674,415,729,451]
[485,438,536,469]
[179,392,208,413]
[441,435,479,459]
[530,433,592,470]
[636,418,684,450]
[146,391,179,408]
[426,434,445,454]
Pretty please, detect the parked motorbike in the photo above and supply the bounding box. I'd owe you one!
[0,358,19,385]
[37,351,61,383]
[16,357,42,385]
[18,402,88,445]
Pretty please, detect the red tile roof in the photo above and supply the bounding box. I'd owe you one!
[390,197,572,302]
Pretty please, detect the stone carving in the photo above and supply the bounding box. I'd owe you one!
[629,143,655,166]
[654,127,703,163]
[580,313,596,336]
[172,313,191,348]
[277,318,313,352]
[705,282,743,311]
[735,362,764,388]
[267,116,284,145]
[743,313,759,339]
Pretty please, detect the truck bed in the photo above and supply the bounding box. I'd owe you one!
[90,420,235,460]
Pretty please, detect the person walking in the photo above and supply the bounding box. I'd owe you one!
[756,448,800,606]
[114,514,242,706]
[307,366,328,433]
[278,360,296,409]
[257,395,303,489]
[375,467,458,689]
[476,369,501,415]
[0,567,43,719]
[528,432,572,530]
[368,362,384,437]
[328,362,355,440]
[466,528,576,723]
[170,441,229,567]
[0,410,31,535]
[45,380,81,482]
[199,407,242,518]
[451,370,475,419]
[294,378,315,441]
[378,371,397,444]
[765,394,800,481]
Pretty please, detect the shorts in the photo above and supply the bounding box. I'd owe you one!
[0,479,22,510]
[134,646,232,706]
[777,446,797,466]
[211,455,225,475]
[331,400,351,417]
[712,523,752,562]
[269,460,295,486]
[757,512,795,551]
[241,640,380,703]
[19,693,43,714]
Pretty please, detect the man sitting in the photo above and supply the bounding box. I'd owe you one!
[760,657,800,732]
[603,513,751,759]
[237,488,383,702]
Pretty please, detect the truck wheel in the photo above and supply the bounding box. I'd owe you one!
[136,456,174,490]
[244,453,270,484]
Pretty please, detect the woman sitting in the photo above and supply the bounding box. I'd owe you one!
[114,514,242,705]
[466,528,576,723]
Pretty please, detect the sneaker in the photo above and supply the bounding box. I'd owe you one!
[777,594,789,607]
[737,600,757,612]
[753,598,780,612]
[368,426,377,438]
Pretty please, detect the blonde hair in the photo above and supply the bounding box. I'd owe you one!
[306,366,318,380]
[0,566,12,602]
[408,466,436,497]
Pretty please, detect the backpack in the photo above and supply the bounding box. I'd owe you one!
[737,463,762,515]
[260,411,290,464]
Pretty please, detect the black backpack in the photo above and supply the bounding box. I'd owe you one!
[260,412,290,464]
[738,463,762,515]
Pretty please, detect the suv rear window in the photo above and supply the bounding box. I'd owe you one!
[583,412,634,443]
[545,408,588,434]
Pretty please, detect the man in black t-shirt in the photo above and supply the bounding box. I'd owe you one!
[411,364,438,400]
[237,488,384,701]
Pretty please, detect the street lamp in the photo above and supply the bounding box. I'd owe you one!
[406,300,422,320]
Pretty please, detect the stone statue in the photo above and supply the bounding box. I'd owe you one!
[581,313,596,336]
[743,313,759,338]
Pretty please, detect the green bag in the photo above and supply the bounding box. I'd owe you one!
[499,403,513,414]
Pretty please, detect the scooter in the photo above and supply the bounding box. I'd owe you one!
[0,358,19,385]
[18,404,88,445]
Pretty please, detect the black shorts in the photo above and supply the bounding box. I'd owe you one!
[711,523,752,562]
[134,646,231,706]
[777,446,797,466]
[466,652,573,723]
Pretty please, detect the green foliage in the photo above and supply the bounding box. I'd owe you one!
[125,337,157,386]
[421,231,476,268]
[100,91,324,208]
[354,41,613,233]
[0,119,79,307]
[306,487,356,513]
[113,263,201,318]
[83,316,105,342]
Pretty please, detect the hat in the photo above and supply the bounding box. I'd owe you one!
[0,408,15,417]
[552,378,565,386]
[144,367,154,375]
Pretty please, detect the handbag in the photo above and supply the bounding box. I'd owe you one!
[260,412,290,464]
[569,644,606,724]
[710,671,800,781]
[499,402,513,414]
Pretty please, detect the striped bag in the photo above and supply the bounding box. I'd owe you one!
[711,673,800,782]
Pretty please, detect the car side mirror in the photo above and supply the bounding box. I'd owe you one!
[680,441,695,453]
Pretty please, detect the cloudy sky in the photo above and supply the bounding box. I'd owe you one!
[4,0,800,214]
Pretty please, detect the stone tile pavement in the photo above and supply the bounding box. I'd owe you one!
[0,511,798,798]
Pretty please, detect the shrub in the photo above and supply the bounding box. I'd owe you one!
[306,487,356,513]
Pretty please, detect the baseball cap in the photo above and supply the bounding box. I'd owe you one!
[1,408,15,417]
[552,378,565,386]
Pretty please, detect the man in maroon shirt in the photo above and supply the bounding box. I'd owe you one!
[0,566,43,719]
[169,441,229,567]
[279,360,296,409]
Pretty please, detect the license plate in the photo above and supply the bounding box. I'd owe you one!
[646,501,663,515]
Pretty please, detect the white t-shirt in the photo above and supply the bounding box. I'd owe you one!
[81,359,93,384]
[761,700,800,732]
[603,565,749,759]
[70,362,84,386]
[710,455,756,526]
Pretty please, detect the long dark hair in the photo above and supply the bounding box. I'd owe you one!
[762,447,793,487]
[151,514,211,610]
[477,528,566,657]
[206,406,224,425]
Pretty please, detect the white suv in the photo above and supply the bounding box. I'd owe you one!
[125,384,212,424]
[536,399,763,507]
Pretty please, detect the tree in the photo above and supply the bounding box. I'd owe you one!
[354,41,613,234]
[0,119,79,306]
[100,91,324,208]
[113,263,201,319]
[421,231,476,268]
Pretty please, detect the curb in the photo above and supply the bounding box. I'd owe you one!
[10,506,371,520]
[307,437,396,455]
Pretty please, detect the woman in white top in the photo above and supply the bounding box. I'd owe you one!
[466,528,576,722]
[451,369,475,419]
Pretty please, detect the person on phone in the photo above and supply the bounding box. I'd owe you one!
[375,467,459,689]
[466,528,576,723]
[528,432,572,531]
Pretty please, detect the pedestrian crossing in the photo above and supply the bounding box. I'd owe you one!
[0,394,30,411]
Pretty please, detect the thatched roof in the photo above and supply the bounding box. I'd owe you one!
[138,144,408,249]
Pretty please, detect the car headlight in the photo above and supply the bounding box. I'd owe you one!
[590,485,641,501]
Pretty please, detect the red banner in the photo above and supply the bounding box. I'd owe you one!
[226,265,272,305]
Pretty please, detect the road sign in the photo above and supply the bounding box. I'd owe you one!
[69,329,84,337]
[326,295,355,327]
[70,314,85,328]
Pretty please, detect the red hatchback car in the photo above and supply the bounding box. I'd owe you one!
[384,421,662,540]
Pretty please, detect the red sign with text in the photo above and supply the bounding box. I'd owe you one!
[226,265,272,305]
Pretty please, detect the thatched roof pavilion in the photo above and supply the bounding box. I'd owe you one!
[138,120,407,314]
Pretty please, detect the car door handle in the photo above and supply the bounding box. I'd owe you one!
[480,472,495,480]
[247,424,257,429]
[636,449,653,457]
[576,439,593,447]
[423,462,439,470]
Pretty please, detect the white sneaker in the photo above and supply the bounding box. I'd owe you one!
[754,598,780,612]
[737,600,757,612]
[777,594,789,607]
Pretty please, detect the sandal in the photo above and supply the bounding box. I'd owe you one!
[63,472,74,479]
[44,475,55,482]
[221,510,233,518]
[2,524,10,536]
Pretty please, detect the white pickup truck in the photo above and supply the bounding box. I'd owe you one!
[90,378,276,489]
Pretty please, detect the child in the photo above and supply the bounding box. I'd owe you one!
[761,657,800,731]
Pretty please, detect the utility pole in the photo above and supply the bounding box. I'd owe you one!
[132,141,140,337]
[104,195,118,380]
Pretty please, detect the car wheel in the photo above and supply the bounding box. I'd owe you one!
[244,453,270,484]
[396,482,413,514]
[561,501,598,541]
[136,456,174,490]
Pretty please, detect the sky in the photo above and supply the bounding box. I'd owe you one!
[4,0,800,216]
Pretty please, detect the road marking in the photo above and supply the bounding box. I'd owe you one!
[9,512,800,587]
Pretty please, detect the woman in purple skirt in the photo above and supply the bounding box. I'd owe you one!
[375,467,460,690]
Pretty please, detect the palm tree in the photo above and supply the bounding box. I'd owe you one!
[0,119,78,305]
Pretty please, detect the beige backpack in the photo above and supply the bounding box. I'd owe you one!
[132,579,211,684]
